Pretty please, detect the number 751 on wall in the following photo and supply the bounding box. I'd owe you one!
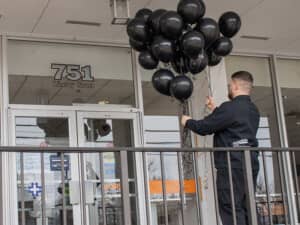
[51,63,94,81]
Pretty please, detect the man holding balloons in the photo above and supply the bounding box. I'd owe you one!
[126,1,258,224]
[182,71,260,225]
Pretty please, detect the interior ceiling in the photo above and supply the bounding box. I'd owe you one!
[0,0,300,55]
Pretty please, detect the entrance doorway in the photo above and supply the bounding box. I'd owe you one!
[8,107,141,225]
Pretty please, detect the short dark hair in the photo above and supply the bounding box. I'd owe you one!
[231,71,254,84]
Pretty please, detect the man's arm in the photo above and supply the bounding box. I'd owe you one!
[183,102,234,136]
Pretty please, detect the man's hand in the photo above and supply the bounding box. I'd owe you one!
[206,96,216,111]
[181,115,192,127]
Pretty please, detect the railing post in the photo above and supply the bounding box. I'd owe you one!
[227,151,237,225]
[99,152,107,225]
[142,152,151,225]
[120,150,131,225]
[244,150,258,225]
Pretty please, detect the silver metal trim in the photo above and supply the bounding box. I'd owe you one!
[79,154,87,225]
[1,36,10,225]
[131,49,143,112]
[269,55,288,146]
[61,153,67,225]
[99,152,107,225]
[20,153,25,225]
[120,150,132,225]
[40,153,46,225]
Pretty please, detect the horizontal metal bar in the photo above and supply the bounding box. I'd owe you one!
[0,146,299,153]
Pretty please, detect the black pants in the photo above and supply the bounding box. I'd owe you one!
[217,168,259,225]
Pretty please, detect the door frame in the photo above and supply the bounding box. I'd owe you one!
[7,107,80,225]
[6,106,147,225]
[76,110,146,225]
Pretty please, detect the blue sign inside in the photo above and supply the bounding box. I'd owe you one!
[50,155,70,171]
[28,182,42,199]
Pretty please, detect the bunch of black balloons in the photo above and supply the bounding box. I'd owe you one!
[127,0,241,102]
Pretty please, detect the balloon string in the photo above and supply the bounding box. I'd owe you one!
[180,56,183,75]
[207,67,213,97]
[203,67,214,148]
[180,101,189,148]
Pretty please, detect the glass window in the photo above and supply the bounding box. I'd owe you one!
[277,58,300,222]
[80,118,137,225]
[7,40,135,106]
[15,117,75,225]
[141,67,198,225]
[277,58,300,147]
[226,55,285,223]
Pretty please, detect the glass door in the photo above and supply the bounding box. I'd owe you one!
[76,111,141,225]
[8,108,81,225]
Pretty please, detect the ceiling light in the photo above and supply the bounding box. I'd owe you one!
[110,0,130,25]
[241,35,270,41]
[65,20,101,27]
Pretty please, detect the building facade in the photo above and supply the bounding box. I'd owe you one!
[0,33,299,225]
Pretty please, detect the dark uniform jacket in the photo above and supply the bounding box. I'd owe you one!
[186,95,260,169]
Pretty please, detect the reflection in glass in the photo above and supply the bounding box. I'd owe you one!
[142,104,198,224]
[277,58,300,223]
[142,60,198,224]
[15,117,74,225]
[82,118,137,225]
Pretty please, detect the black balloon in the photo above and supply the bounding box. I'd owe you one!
[181,30,205,58]
[196,18,220,47]
[213,37,233,56]
[129,38,147,52]
[152,69,175,96]
[219,11,241,38]
[151,36,175,63]
[170,75,194,101]
[171,53,189,73]
[135,8,152,22]
[127,18,149,42]
[187,51,208,74]
[177,0,206,24]
[207,50,222,66]
[139,51,159,70]
[148,9,167,34]
[160,11,184,39]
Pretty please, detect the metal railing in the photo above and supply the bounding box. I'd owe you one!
[2,146,300,225]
